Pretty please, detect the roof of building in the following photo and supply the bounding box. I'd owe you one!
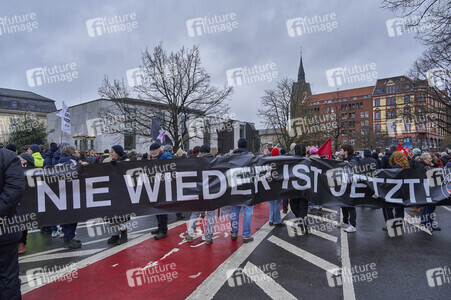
[373,75,428,95]
[0,88,55,102]
[308,86,374,102]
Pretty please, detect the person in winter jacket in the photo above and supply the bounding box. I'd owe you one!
[230,139,255,243]
[380,145,397,169]
[382,152,408,231]
[417,153,441,232]
[43,142,58,167]
[267,148,285,226]
[439,152,450,166]
[57,146,83,249]
[0,148,25,299]
[27,144,44,167]
[105,145,131,245]
[409,148,421,168]
[51,142,70,166]
[308,147,323,215]
[185,145,217,244]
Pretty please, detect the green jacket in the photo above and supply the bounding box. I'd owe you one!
[32,152,44,167]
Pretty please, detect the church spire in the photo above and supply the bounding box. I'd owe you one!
[298,49,305,83]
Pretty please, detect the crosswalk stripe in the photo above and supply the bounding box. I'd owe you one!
[243,261,298,300]
[267,236,339,271]
[339,222,356,300]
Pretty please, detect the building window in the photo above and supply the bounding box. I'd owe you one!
[404,107,410,115]
[386,85,395,94]
[341,114,347,120]
[375,124,381,133]
[405,122,411,131]
[365,111,369,118]
[361,120,365,126]
[360,111,364,118]
[11,101,18,109]
[375,111,381,120]
[240,124,245,139]
[387,97,395,105]
[9,118,18,132]
[365,120,369,126]
[404,95,410,104]
[349,112,355,119]
[418,94,425,102]
[375,99,380,107]
[331,107,335,112]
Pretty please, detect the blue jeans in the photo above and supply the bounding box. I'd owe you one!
[269,200,283,224]
[187,211,216,240]
[231,206,254,238]
[62,223,77,241]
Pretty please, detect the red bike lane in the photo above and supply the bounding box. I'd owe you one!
[23,202,270,300]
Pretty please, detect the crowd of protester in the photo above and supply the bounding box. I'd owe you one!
[0,138,450,298]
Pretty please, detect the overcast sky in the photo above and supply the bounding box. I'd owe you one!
[1,0,425,127]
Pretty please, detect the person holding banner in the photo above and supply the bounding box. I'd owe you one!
[185,145,217,244]
[0,147,25,299]
[418,153,441,232]
[106,145,131,245]
[268,148,285,227]
[149,143,171,240]
[334,144,358,233]
[230,139,255,243]
[289,144,310,235]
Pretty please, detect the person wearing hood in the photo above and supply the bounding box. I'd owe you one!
[5,144,17,154]
[185,145,217,244]
[230,139,255,243]
[0,148,25,300]
[308,147,323,215]
[268,148,285,227]
[51,142,70,166]
[43,142,58,167]
[27,144,44,167]
[439,152,450,166]
[381,145,397,169]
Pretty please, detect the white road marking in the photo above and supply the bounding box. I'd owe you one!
[320,207,338,214]
[243,261,298,300]
[307,214,336,224]
[267,236,339,271]
[441,206,451,213]
[340,220,356,300]
[309,228,338,243]
[21,220,186,294]
[186,222,275,300]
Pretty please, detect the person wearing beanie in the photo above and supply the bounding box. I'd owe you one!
[192,146,200,157]
[268,148,284,227]
[410,148,422,168]
[280,148,286,155]
[185,145,216,244]
[27,144,44,167]
[51,142,70,166]
[229,138,255,243]
[104,145,130,246]
[309,147,320,159]
[43,142,58,167]
[5,144,17,153]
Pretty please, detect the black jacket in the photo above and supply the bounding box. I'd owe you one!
[380,151,394,169]
[360,157,379,176]
[0,149,25,244]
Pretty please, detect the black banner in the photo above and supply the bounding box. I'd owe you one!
[12,155,451,227]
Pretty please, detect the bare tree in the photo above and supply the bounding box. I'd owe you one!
[257,78,310,149]
[382,0,451,136]
[99,43,233,151]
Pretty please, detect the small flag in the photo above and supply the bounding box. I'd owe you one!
[151,119,173,146]
[318,138,332,160]
[56,101,71,134]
